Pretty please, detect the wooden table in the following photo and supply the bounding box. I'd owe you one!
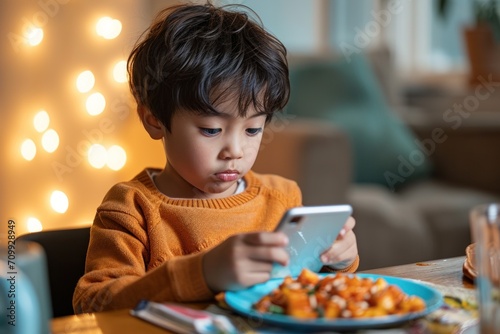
[362,256,473,289]
[51,256,473,334]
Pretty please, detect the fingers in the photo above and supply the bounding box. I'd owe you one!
[242,231,289,246]
[338,216,356,238]
[203,232,290,292]
[329,241,358,270]
[248,244,289,266]
[235,232,289,266]
[320,228,358,266]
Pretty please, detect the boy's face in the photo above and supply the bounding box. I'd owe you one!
[156,98,267,199]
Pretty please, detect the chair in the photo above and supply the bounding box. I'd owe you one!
[17,227,91,318]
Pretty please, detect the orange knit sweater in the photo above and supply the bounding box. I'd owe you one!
[73,168,358,313]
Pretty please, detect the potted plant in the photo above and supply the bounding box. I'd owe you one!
[438,0,500,86]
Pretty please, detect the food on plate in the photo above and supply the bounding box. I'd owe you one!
[253,269,426,319]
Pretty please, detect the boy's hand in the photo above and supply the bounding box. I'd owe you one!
[320,216,358,270]
[202,232,289,293]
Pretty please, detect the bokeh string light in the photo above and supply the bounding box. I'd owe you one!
[113,60,127,83]
[88,144,108,169]
[33,110,50,132]
[41,128,60,153]
[50,190,69,214]
[86,92,106,116]
[27,217,43,232]
[87,144,127,170]
[96,16,122,39]
[25,26,44,46]
[106,145,127,170]
[18,10,128,234]
[76,70,95,93]
[21,139,37,161]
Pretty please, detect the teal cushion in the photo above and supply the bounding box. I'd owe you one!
[287,54,432,190]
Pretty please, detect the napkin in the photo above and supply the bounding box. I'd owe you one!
[419,281,478,334]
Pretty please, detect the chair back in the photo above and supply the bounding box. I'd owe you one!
[17,227,90,318]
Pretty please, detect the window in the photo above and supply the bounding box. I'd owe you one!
[222,0,327,53]
[220,0,475,73]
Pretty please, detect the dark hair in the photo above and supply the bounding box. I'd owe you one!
[127,2,290,131]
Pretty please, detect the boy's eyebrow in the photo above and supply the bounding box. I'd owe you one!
[203,110,268,119]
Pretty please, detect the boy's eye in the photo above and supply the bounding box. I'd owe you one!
[200,128,221,136]
[246,128,262,136]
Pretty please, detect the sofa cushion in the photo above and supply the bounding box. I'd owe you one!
[287,53,432,189]
[347,184,435,270]
[399,180,500,259]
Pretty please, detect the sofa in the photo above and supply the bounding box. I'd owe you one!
[252,48,500,271]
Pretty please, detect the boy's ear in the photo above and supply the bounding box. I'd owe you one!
[138,105,164,140]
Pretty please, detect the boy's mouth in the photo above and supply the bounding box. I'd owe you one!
[215,170,239,182]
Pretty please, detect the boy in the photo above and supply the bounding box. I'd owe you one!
[73,2,358,313]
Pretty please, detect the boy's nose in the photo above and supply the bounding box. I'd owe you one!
[219,139,243,160]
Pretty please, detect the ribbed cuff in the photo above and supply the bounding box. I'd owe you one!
[321,255,360,273]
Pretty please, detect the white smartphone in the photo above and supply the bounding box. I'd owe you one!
[270,204,353,278]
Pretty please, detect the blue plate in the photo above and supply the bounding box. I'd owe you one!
[224,273,443,332]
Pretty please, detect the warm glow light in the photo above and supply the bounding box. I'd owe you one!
[50,190,69,213]
[96,17,122,39]
[107,145,127,170]
[34,110,50,132]
[86,92,106,115]
[27,217,43,232]
[88,144,108,168]
[21,139,37,161]
[41,129,59,153]
[76,219,93,227]
[76,70,95,93]
[113,60,127,83]
[25,27,44,46]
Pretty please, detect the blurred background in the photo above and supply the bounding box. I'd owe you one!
[1,0,499,267]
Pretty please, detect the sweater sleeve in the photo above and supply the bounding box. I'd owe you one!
[72,209,213,313]
[320,255,360,274]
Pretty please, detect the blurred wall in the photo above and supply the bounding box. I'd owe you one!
[0,0,185,236]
